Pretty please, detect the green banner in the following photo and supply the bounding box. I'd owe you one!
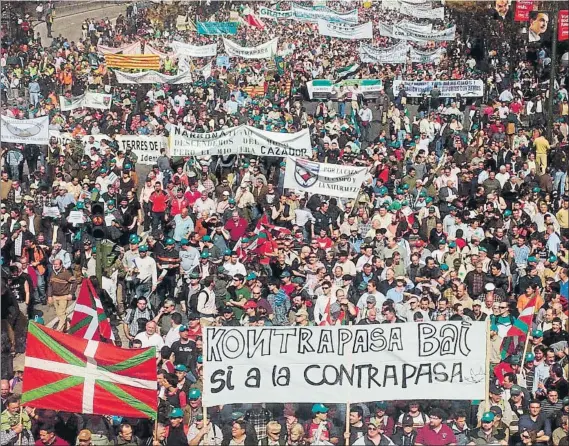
[196,22,238,35]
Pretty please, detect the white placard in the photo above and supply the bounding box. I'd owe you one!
[114,70,192,84]
[67,210,86,225]
[222,38,278,59]
[398,20,433,33]
[203,322,487,406]
[115,135,169,165]
[1,116,49,145]
[171,41,218,58]
[392,79,485,97]
[284,157,367,199]
[317,20,373,39]
[42,206,61,218]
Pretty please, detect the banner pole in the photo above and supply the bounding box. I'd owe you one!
[520,304,536,370]
[203,406,209,445]
[18,406,23,446]
[484,317,491,411]
[344,402,350,446]
[153,417,158,445]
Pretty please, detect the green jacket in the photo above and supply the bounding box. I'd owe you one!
[0,408,31,431]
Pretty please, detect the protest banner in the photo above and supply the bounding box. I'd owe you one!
[114,70,192,84]
[307,79,383,100]
[359,42,408,63]
[259,7,294,20]
[223,38,278,59]
[59,95,84,112]
[559,10,569,41]
[115,135,169,165]
[105,54,160,70]
[397,20,433,34]
[59,92,113,111]
[48,131,111,147]
[283,157,367,199]
[392,79,484,97]
[97,41,141,55]
[399,2,445,20]
[67,210,86,225]
[144,44,168,59]
[514,0,534,21]
[171,41,217,57]
[317,20,373,39]
[378,23,394,37]
[1,116,49,144]
[197,21,238,35]
[409,47,446,63]
[291,4,358,24]
[170,125,311,158]
[393,24,456,42]
[203,322,487,405]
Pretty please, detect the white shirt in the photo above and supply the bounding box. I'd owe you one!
[164,325,181,347]
[134,255,158,287]
[359,107,373,123]
[313,294,336,325]
[134,331,164,356]
[223,261,246,277]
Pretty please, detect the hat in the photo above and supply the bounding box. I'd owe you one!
[296,309,309,318]
[200,252,210,259]
[23,195,34,202]
[563,397,569,406]
[311,403,329,414]
[224,249,233,255]
[527,256,538,263]
[188,313,200,321]
[244,300,258,310]
[401,415,414,426]
[525,353,535,363]
[489,406,503,416]
[508,355,521,365]
[481,412,495,423]
[179,325,189,332]
[77,430,92,441]
[472,299,482,306]
[489,383,502,394]
[139,245,148,252]
[532,329,543,338]
[165,238,175,245]
[448,241,456,248]
[246,272,257,281]
[202,235,211,242]
[376,401,388,410]
[228,198,236,204]
[231,412,245,421]
[485,283,495,291]
[189,388,202,400]
[221,306,233,314]
[367,295,377,304]
[281,271,291,278]
[510,385,522,396]
[222,191,230,196]
[175,364,188,372]
[12,222,21,230]
[169,408,184,418]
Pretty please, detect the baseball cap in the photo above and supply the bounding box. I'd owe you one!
[562,397,569,406]
[312,403,329,414]
[472,299,482,307]
[485,283,495,291]
[231,411,244,421]
[221,306,233,314]
[296,309,309,318]
[481,412,495,423]
[180,238,190,246]
[243,300,258,310]
[367,295,377,304]
[77,430,92,441]
[532,329,543,338]
[525,353,535,363]
[169,408,184,418]
[401,415,414,427]
[376,401,388,410]
[139,245,148,252]
[246,272,257,281]
[489,406,503,416]
[489,383,502,394]
[189,388,201,400]
[510,385,522,396]
[202,235,211,242]
[179,325,189,332]
[508,355,521,365]
[175,364,188,372]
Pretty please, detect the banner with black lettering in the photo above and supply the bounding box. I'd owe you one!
[171,41,218,57]
[317,20,373,39]
[203,322,487,405]
[409,47,446,63]
[392,24,456,42]
[115,70,193,84]
[359,42,408,63]
[392,80,484,97]
[291,4,358,23]
[59,92,113,111]
[170,125,311,158]
[222,38,279,59]
[399,2,445,20]
[115,135,169,165]
[1,116,49,144]
[306,79,383,100]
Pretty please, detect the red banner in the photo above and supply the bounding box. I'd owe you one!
[559,10,569,41]
[514,0,534,22]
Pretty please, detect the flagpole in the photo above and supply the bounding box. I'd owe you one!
[344,321,352,446]
[153,417,158,446]
[520,305,536,370]
[18,406,23,446]
[203,406,209,445]
[484,317,491,411]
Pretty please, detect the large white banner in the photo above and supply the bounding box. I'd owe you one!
[170,125,311,158]
[284,157,367,199]
[359,42,408,63]
[317,20,373,39]
[400,2,445,20]
[1,116,49,144]
[171,41,218,57]
[398,20,433,34]
[259,6,294,19]
[222,38,278,59]
[59,92,113,111]
[115,135,169,165]
[97,41,141,55]
[392,80,485,97]
[203,322,487,406]
[48,130,111,147]
[115,70,192,84]
[410,47,446,63]
[378,23,394,37]
[393,24,456,42]
[291,4,358,24]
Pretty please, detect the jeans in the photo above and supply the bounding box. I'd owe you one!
[151,211,165,232]
[338,102,346,118]
[29,92,39,106]
[36,273,46,303]
[135,282,151,302]
[554,170,567,196]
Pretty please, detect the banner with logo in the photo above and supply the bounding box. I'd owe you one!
[170,125,311,158]
[115,135,169,165]
[97,41,141,55]
[171,41,218,57]
[393,25,456,42]
[409,47,446,63]
[399,2,445,20]
[307,79,383,100]
[514,0,534,21]
[115,70,192,84]
[291,4,358,24]
[197,21,238,35]
[359,42,408,63]
[259,7,294,19]
[105,54,160,70]
[392,80,484,97]
[223,38,278,59]
[284,157,367,198]
[559,10,569,41]
[1,116,49,144]
[317,20,373,39]
[59,92,112,111]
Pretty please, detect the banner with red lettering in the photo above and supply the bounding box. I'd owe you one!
[514,0,534,21]
[559,10,569,41]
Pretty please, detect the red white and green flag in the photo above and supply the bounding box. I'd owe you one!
[22,322,157,419]
[68,279,114,342]
[499,296,538,359]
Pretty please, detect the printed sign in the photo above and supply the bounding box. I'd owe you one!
[317,20,373,39]
[203,322,487,405]
[514,0,534,21]
[410,47,446,63]
[197,21,238,35]
[171,41,218,57]
[392,80,484,97]
[559,10,569,41]
[115,70,192,84]
[223,38,278,59]
[1,116,49,144]
[115,135,169,165]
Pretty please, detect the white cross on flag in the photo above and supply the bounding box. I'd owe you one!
[68,278,114,342]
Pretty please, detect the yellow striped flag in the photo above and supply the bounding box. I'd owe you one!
[105,54,160,70]
[242,85,266,97]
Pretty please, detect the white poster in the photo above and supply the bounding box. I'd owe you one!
[392,80,485,97]
[171,41,218,57]
[97,41,141,55]
[359,42,408,63]
[170,125,311,158]
[203,322,487,406]
[393,24,456,42]
[400,2,445,20]
[291,4,358,24]
[317,20,373,39]
[222,38,278,59]
[115,135,169,165]
[1,116,49,145]
[284,157,367,199]
[115,70,192,84]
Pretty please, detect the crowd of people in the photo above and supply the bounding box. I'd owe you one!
[1,0,569,445]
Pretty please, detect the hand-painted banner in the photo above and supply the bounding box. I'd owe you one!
[105,54,160,70]
[514,0,534,21]
[307,79,383,100]
[1,116,49,144]
[284,157,367,198]
[114,70,192,84]
[398,20,433,34]
[170,125,311,158]
[409,47,446,63]
[393,25,456,42]
[171,41,218,57]
[317,20,373,39]
[49,131,111,147]
[223,38,278,59]
[392,80,484,97]
[59,92,113,111]
[258,7,294,19]
[196,21,238,35]
[378,23,394,37]
[359,42,408,63]
[97,41,141,55]
[559,10,569,41]
[291,4,358,24]
[144,44,168,58]
[202,322,486,405]
[115,135,169,165]
[399,2,445,20]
